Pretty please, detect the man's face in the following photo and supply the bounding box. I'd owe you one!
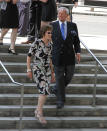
[58,10,68,22]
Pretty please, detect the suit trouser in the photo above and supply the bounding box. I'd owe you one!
[17,2,30,36]
[54,65,75,103]
[28,1,42,41]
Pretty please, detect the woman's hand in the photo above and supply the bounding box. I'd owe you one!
[27,71,33,80]
[51,72,55,83]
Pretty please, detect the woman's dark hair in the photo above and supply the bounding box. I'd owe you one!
[39,24,53,38]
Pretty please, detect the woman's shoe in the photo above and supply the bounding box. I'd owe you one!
[0,38,3,45]
[34,110,47,125]
[8,48,17,55]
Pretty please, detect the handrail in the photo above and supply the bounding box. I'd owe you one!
[0,60,24,131]
[80,39,107,107]
[0,60,23,86]
[80,39,107,73]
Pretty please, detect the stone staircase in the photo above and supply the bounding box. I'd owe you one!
[0,44,107,130]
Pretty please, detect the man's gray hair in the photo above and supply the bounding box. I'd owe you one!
[58,7,69,15]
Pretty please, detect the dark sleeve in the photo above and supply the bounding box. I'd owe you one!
[72,23,81,53]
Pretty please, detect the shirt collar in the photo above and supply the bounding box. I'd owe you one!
[59,20,67,27]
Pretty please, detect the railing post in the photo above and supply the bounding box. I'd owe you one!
[19,85,24,131]
[93,61,98,107]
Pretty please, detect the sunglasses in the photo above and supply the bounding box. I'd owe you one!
[47,32,52,34]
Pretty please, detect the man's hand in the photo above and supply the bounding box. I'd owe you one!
[76,53,80,64]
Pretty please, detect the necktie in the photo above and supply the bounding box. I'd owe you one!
[61,23,65,40]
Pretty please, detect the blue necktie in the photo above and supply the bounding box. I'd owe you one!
[61,23,65,40]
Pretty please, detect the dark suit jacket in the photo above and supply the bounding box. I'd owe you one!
[51,21,81,66]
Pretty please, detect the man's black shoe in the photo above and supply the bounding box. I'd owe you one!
[57,102,64,109]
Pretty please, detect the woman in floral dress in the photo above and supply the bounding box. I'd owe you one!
[27,24,55,125]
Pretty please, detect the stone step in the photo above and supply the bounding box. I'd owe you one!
[0,116,107,129]
[68,84,107,94]
[0,53,27,63]
[0,94,107,105]
[0,63,107,74]
[1,44,107,54]
[75,64,107,74]
[0,62,26,73]
[0,83,107,94]
[81,48,107,54]
[0,53,107,63]
[0,44,30,54]
[0,105,107,117]
[0,129,107,131]
[0,73,107,84]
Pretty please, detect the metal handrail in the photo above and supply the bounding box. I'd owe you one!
[80,39,107,73]
[80,39,107,106]
[0,61,23,86]
[0,60,24,131]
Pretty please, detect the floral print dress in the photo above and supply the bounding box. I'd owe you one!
[28,39,52,95]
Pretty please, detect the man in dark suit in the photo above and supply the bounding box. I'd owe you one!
[51,7,81,109]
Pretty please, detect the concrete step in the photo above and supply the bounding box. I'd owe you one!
[81,48,107,54]
[0,53,107,63]
[0,94,107,105]
[0,62,26,73]
[0,44,30,54]
[0,73,107,84]
[0,83,107,94]
[1,63,107,74]
[0,105,107,117]
[0,129,107,131]
[0,53,27,63]
[1,44,107,54]
[75,64,107,74]
[0,116,107,129]
[0,44,106,54]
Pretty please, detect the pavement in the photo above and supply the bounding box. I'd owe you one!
[73,4,107,16]
[72,5,107,51]
[0,5,107,51]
